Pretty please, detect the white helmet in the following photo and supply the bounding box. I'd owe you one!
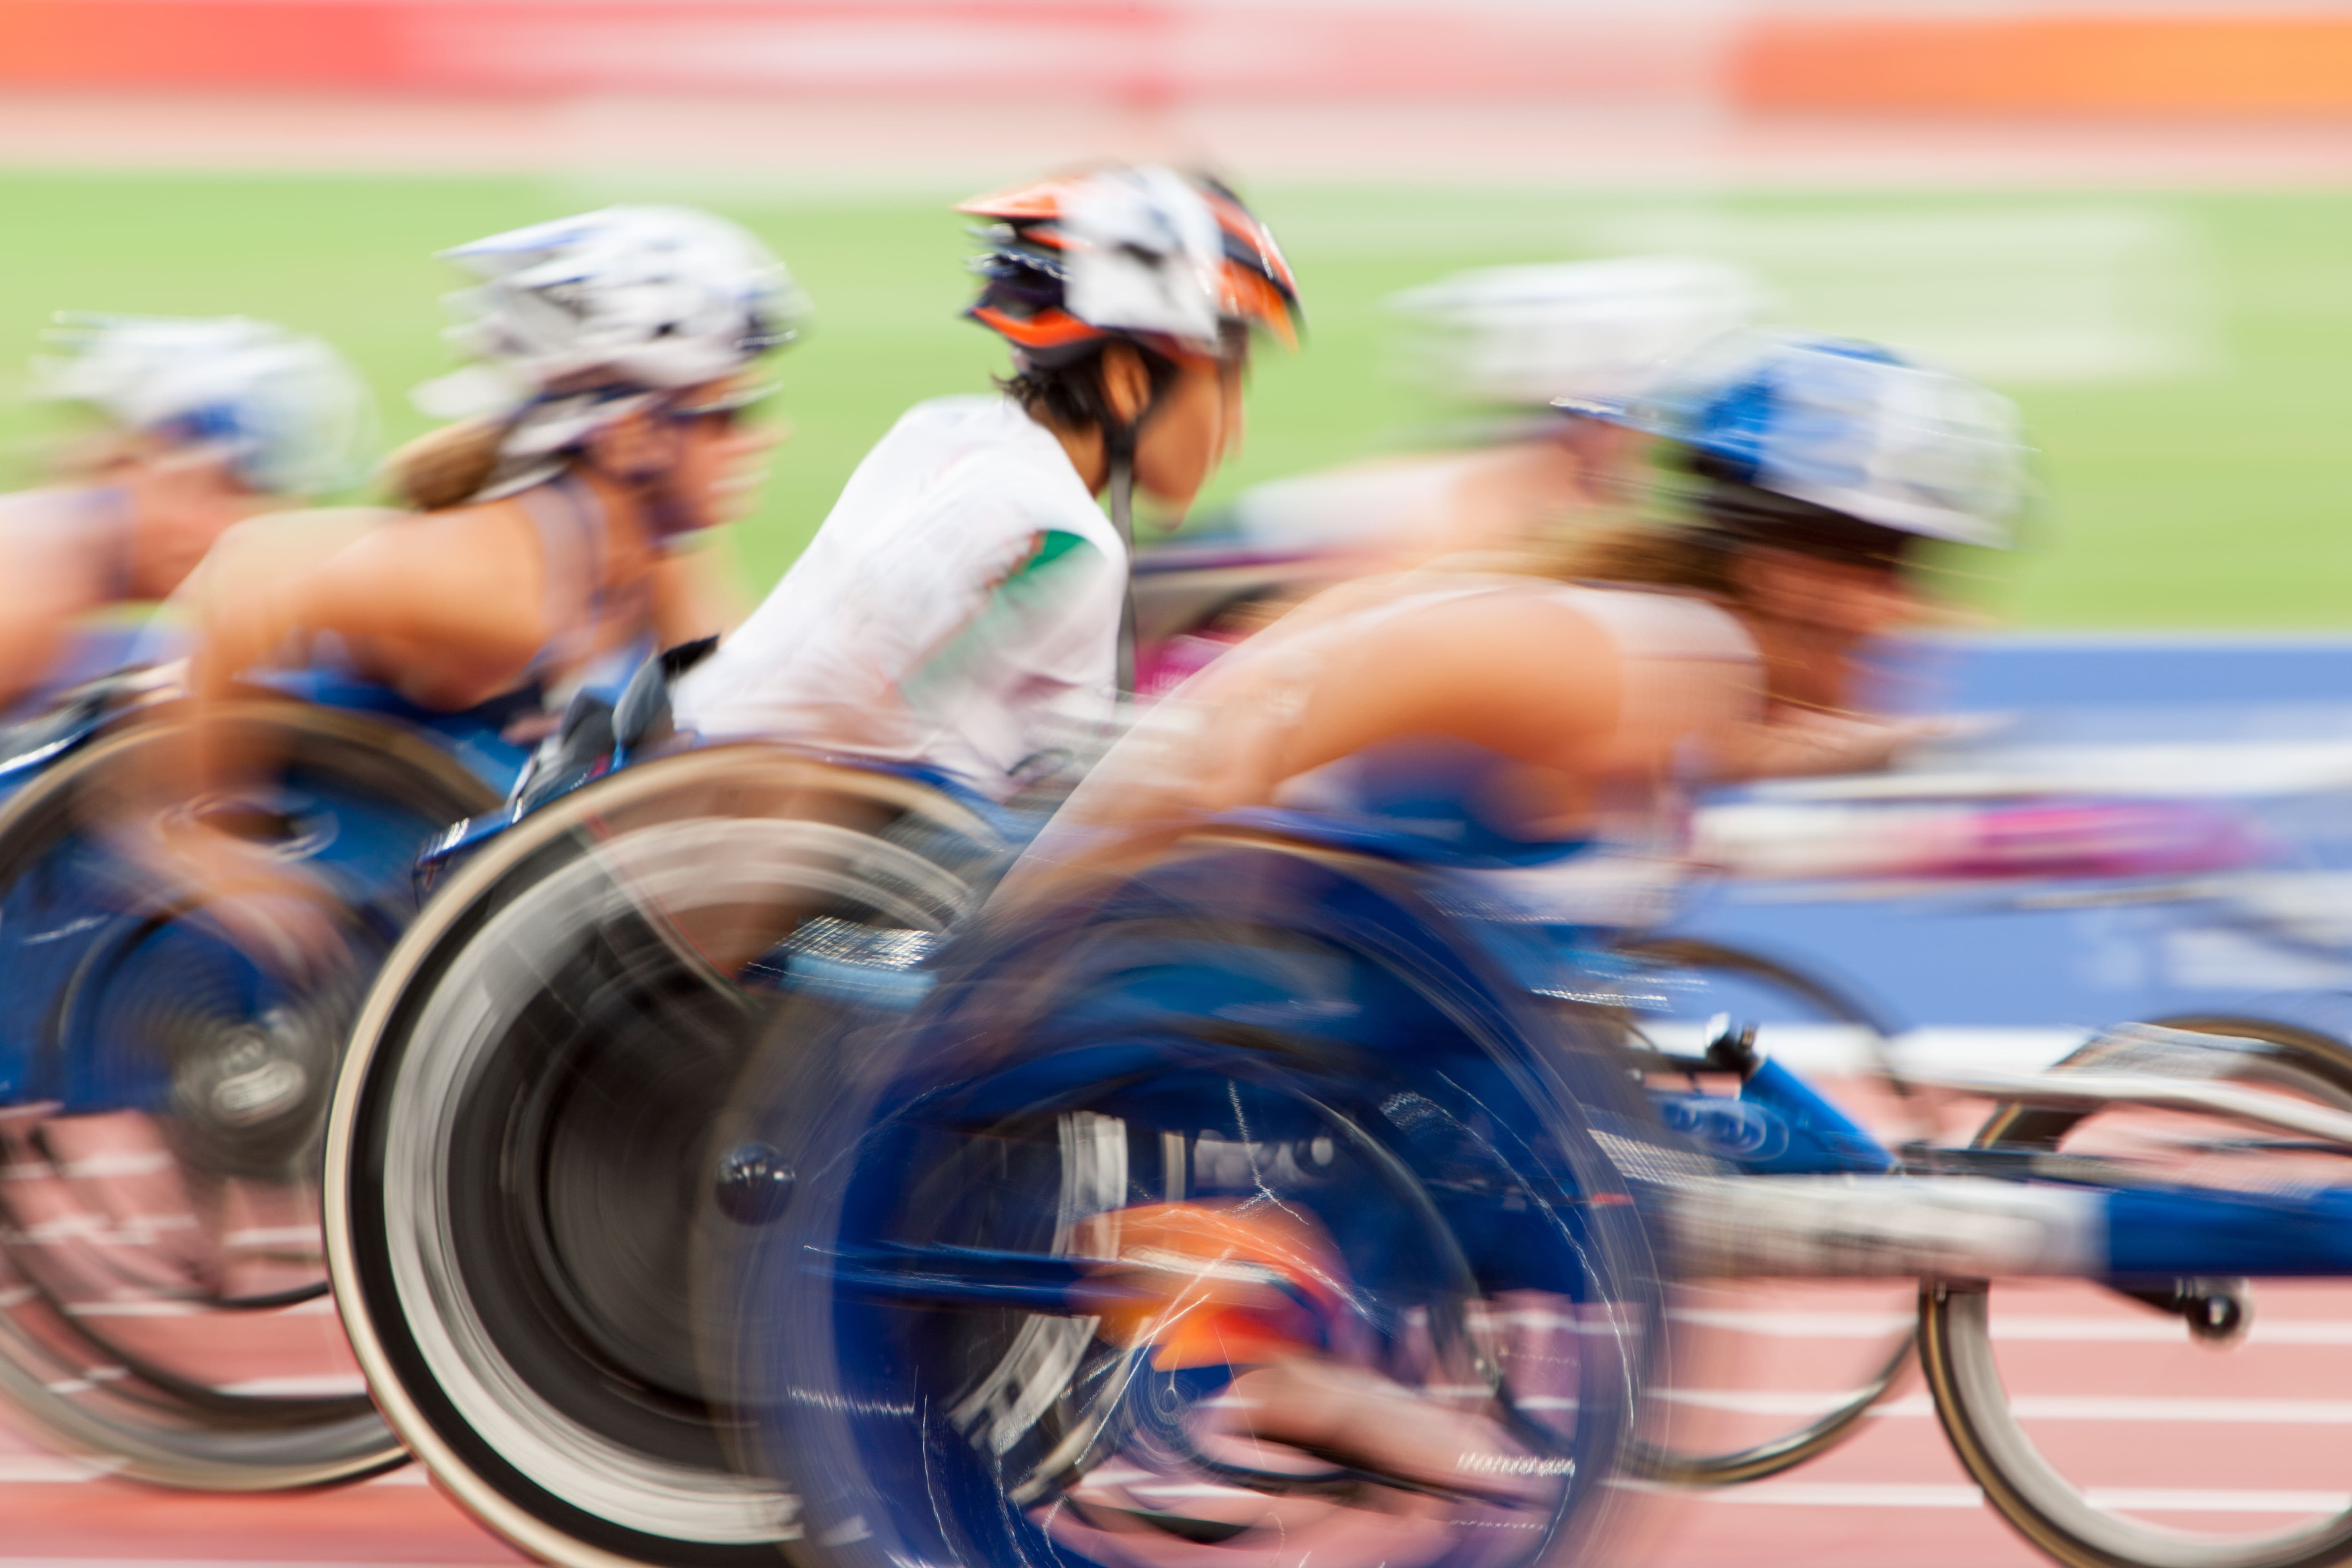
[415,206,807,488]
[425,206,804,400]
[31,314,373,496]
[1387,255,1771,410]
[961,166,1302,367]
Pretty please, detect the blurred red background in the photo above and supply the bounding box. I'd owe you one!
[0,1,2347,116]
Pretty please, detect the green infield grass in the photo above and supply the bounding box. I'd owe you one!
[0,173,2344,629]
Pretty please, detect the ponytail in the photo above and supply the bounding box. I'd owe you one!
[378,416,514,511]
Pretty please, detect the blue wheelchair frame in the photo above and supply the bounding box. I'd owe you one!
[731,792,2352,1340]
[0,668,529,1116]
[363,701,2352,1568]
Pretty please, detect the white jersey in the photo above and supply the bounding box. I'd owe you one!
[674,396,1126,796]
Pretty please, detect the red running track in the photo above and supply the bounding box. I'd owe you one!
[0,1434,525,1566]
[3,1074,2338,1568]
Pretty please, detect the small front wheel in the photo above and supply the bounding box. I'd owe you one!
[1925,1006,2352,1568]
[1612,936,1916,1488]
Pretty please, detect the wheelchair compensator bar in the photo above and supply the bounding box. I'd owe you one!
[1667,1174,2352,1280]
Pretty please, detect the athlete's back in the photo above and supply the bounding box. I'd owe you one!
[674,394,1129,795]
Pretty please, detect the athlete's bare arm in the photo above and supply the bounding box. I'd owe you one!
[647,548,747,648]
[0,538,99,713]
[188,500,552,717]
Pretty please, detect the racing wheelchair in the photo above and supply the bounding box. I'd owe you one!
[708,801,2352,1568]
[322,681,1937,1568]
[325,732,1023,1566]
[0,669,515,1488]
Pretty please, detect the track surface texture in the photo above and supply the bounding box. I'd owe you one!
[5,1071,2314,1568]
[0,1434,525,1565]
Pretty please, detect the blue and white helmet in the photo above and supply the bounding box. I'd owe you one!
[1612,331,2027,549]
[32,315,372,497]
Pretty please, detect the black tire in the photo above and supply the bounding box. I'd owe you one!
[326,746,1007,1567]
[1925,1002,2352,1568]
[0,698,495,1488]
[1610,936,1917,1488]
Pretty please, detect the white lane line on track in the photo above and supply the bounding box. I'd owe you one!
[60,1294,337,1318]
[366,1466,428,1485]
[215,1375,370,1398]
[0,1461,428,1488]
[0,1457,116,1482]
[52,1153,178,1179]
[1999,1316,2352,1345]
[1668,1309,2352,1344]
[1678,1483,2352,1513]
[1667,1309,1914,1337]
[1689,1483,1985,1509]
[1666,1388,2352,1421]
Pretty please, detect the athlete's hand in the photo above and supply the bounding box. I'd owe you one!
[1210,1356,1557,1507]
[1740,708,1957,778]
[142,815,352,982]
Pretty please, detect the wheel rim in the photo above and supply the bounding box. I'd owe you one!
[0,701,489,1486]
[734,847,1661,1568]
[335,758,997,1562]
[778,1069,1620,1568]
[1927,1016,2352,1568]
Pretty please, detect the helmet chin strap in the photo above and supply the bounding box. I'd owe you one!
[634,465,702,543]
[1104,419,1140,699]
[597,417,703,544]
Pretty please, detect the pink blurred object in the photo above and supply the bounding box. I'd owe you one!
[1134,629,1241,700]
[1697,798,2272,885]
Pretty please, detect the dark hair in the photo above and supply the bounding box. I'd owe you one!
[1686,450,1919,570]
[1537,450,1921,601]
[997,340,1184,433]
[1545,521,1742,601]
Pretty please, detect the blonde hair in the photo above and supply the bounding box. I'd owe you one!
[378,417,513,511]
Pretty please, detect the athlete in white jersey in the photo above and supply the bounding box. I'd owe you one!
[676,165,1304,797]
[674,395,1125,787]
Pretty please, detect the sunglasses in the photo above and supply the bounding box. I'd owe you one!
[665,379,780,430]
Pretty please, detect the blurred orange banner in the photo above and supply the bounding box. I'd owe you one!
[1739,15,2352,117]
[3,2,2346,118]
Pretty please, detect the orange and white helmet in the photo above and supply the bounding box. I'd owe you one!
[960,165,1301,369]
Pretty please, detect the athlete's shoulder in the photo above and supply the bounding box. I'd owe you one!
[0,485,107,550]
[924,404,1107,528]
[878,393,1018,445]
[1539,580,1755,663]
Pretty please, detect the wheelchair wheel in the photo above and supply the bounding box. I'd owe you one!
[1608,936,1916,1488]
[0,698,495,1488]
[326,747,1008,1568]
[722,839,1667,1568]
[1925,1004,2352,1568]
